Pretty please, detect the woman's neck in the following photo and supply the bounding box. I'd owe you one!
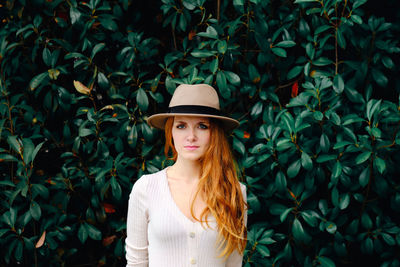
[168,158,201,183]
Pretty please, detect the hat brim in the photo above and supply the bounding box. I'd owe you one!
[147,113,239,131]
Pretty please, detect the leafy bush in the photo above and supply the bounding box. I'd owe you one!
[0,0,399,266]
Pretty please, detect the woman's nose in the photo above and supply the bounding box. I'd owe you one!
[186,127,197,141]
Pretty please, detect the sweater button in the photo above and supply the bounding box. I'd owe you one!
[190,258,196,264]
[189,232,195,238]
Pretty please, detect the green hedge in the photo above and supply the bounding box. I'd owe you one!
[1,0,400,266]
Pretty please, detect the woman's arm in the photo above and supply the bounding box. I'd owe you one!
[125,176,149,267]
[226,183,247,267]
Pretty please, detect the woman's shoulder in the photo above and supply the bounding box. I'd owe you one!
[238,182,247,201]
[239,182,246,192]
[130,168,166,194]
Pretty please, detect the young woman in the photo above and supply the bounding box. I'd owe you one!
[125,84,247,267]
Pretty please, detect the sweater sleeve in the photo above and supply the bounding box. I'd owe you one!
[226,183,247,267]
[125,176,149,267]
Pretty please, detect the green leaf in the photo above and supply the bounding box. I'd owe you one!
[315,25,332,35]
[355,151,372,165]
[79,127,94,137]
[233,137,245,155]
[30,201,41,221]
[382,56,394,69]
[318,256,336,267]
[301,152,313,170]
[251,101,263,118]
[292,218,311,243]
[336,27,346,49]
[275,171,287,192]
[313,111,323,121]
[91,43,105,59]
[374,156,386,174]
[287,159,301,178]
[42,48,52,66]
[280,207,293,222]
[294,0,318,3]
[22,138,34,165]
[0,153,18,162]
[256,244,270,257]
[359,167,370,187]
[333,74,344,94]
[136,88,149,111]
[313,57,332,66]
[85,223,102,240]
[29,72,48,90]
[248,64,260,84]
[190,50,215,57]
[271,47,287,57]
[233,0,244,5]
[99,17,118,31]
[6,208,17,228]
[371,68,388,87]
[326,221,337,234]
[287,65,303,80]
[225,71,241,86]
[351,14,363,24]
[7,136,21,154]
[342,114,364,125]
[333,141,352,149]
[316,154,336,163]
[78,223,88,243]
[361,212,373,229]
[217,40,227,54]
[197,26,218,39]
[339,193,350,210]
[182,0,196,10]
[209,58,218,74]
[354,0,368,9]
[216,71,230,98]
[381,233,396,246]
[366,99,382,121]
[301,210,318,227]
[70,7,81,24]
[320,133,330,153]
[127,125,137,148]
[363,237,373,254]
[275,40,296,48]
[0,229,9,238]
[110,176,122,200]
[14,240,23,262]
[331,161,342,178]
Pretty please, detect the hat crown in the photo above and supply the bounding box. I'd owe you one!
[169,84,220,110]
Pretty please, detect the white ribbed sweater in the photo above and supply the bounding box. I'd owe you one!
[125,168,247,267]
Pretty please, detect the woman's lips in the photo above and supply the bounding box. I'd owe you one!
[184,146,199,150]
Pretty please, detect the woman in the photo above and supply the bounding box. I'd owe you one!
[125,84,247,267]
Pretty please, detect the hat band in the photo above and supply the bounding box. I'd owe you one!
[168,105,221,116]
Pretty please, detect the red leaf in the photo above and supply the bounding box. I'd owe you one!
[103,203,116,214]
[188,30,196,41]
[36,231,46,248]
[102,235,117,246]
[291,81,299,98]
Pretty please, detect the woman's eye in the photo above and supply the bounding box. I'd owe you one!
[176,124,186,129]
[198,124,209,129]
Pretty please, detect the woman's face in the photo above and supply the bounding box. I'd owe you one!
[171,116,211,162]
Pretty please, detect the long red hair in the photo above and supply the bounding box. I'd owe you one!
[164,117,247,258]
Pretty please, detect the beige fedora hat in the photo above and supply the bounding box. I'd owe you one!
[147,84,239,131]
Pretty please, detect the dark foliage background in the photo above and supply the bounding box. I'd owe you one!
[1,0,400,266]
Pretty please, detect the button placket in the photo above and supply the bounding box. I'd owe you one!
[188,224,198,265]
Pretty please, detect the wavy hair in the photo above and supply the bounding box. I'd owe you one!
[164,117,247,258]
